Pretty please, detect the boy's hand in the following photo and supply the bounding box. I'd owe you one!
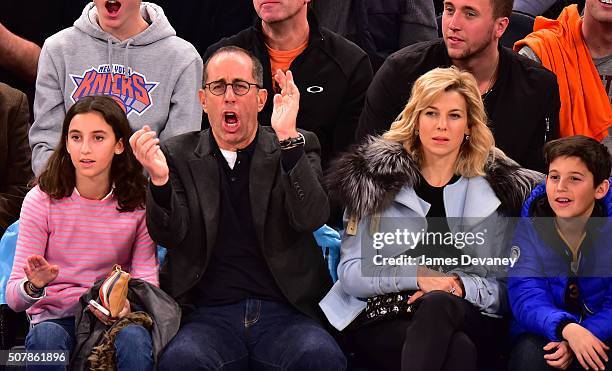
[543,341,573,370]
[562,323,609,370]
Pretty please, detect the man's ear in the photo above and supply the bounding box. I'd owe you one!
[257,88,268,112]
[595,179,610,200]
[199,89,208,113]
[494,17,509,39]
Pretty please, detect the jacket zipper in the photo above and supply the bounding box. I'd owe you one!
[583,302,595,315]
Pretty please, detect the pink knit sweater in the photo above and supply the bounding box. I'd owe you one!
[6,186,158,324]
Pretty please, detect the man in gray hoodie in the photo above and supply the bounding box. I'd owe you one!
[29,0,203,175]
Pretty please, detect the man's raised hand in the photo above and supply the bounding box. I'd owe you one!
[129,125,169,186]
[271,69,300,141]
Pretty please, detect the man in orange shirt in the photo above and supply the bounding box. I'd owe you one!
[515,0,611,155]
[203,0,373,168]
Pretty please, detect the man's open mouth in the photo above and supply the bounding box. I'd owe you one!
[224,112,239,127]
[105,0,122,15]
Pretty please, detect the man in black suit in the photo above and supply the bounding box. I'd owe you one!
[130,46,345,371]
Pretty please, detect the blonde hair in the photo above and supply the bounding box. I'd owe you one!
[383,67,494,177]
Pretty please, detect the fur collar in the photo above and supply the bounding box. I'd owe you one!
[325,136,544,218]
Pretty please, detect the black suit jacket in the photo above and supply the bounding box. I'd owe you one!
[0,83,32,233]
[146,126,332,321]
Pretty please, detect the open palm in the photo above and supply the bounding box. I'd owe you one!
[271,69,300,139]
[24,255,59,288]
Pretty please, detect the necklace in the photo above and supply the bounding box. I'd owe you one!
[481,56,499,101]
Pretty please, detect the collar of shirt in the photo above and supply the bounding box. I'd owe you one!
[74,186,114,201]
[209,128,259,167]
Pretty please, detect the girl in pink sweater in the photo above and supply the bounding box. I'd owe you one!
[7,95,158,371]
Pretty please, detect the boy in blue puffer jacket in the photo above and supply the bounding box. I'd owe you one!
[508,135,611,371]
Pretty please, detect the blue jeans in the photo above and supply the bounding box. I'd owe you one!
[25,317,153,371]
[158,299,346,371]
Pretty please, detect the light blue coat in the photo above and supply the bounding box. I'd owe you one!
[321,176,514,330]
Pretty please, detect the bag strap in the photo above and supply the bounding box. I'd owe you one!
[346,213,381,236]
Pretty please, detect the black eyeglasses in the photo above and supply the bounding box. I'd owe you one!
[204,80,261,96]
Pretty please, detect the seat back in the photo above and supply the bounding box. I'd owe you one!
[0,221,19,305]
[502,11,536,48]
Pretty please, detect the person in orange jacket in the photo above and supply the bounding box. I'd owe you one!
[514,0,612,155]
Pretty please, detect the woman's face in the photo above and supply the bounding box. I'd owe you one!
[417,90,470,164]
[66,112,124,187]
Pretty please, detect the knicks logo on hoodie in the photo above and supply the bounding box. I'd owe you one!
[70,64,159,116]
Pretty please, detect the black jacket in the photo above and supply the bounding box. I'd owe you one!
[356,39,561,172]
[202,12,373,168]
[0,83,32,233]
[146,127,332,322]
[71,279,181,371]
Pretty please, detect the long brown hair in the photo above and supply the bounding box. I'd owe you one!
[37,95,147,212]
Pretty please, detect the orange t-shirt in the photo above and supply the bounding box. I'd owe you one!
[267,39,308,93]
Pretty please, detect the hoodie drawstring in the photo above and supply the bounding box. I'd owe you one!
[106,38,134,92]
[107,38,114,82]
[124,39,133,80]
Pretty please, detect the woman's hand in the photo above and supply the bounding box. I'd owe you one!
[562,323,609,370]
[407,290,425,304]
[23,255,59,289]
[415,266,464,297]
[543,341,574,370]
[88,299,131,325]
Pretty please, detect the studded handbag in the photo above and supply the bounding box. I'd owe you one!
[361,292,415,326]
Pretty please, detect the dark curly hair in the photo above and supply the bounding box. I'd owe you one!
[37,95,147,212]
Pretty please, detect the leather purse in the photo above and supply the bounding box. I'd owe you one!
[99,264,130,318]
